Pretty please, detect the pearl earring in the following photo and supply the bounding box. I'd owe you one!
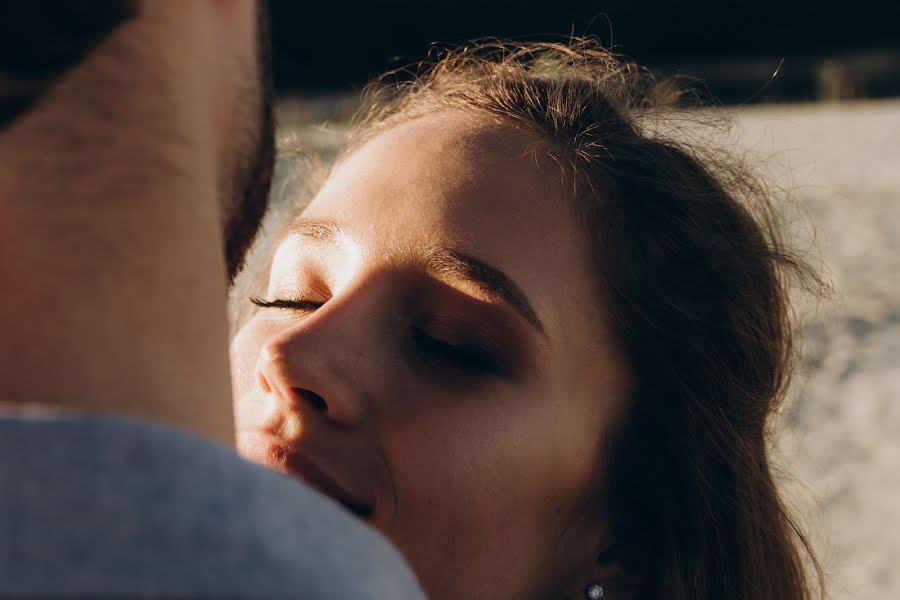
[586,583,605,599]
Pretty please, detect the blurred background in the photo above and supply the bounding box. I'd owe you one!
[269,0,900,102]
[264,1,899,597]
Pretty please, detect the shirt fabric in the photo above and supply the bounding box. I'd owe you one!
[0,413,425,598]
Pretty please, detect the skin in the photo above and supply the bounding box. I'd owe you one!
[0,0,266,444]
[232,112,632,598]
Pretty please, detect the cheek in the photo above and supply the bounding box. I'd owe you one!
[379,384,603,598]
[229,322,266,413]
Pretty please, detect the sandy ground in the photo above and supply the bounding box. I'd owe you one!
[273,98,900,598]
[731,100,900,599]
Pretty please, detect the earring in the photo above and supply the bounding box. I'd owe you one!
[585,583,605,599]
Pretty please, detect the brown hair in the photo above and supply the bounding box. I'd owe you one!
[339,40,824,599]
[0,0,137,129]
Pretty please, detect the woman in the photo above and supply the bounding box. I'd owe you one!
[230,40,823,599]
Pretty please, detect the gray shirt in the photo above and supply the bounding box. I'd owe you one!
[0,413,425,598]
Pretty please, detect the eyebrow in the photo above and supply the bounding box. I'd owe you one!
[284,217,547,336]
[424,248,546,337]
[284,218,340,243]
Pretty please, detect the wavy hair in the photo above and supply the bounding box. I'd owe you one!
[340,39,825,599]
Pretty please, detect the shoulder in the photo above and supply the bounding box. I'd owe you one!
[0,413,424,599]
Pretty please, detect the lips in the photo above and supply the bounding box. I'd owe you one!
[238,431,373,518]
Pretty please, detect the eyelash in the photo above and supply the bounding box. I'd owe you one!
[250,296,504,378]
[250,296,323,312]
[410,326,503,377]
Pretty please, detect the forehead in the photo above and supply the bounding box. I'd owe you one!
[329,114,548,218]
[300,112,607,351]
[309,113,579,263]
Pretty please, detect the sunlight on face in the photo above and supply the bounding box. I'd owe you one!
[231,112,631,599]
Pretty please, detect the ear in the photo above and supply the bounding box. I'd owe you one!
[561,544,626,600]
[556,494,640,599]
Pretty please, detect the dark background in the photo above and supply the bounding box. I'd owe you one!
[269,0,900,103]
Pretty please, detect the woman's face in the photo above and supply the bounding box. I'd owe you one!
[231,112,630,599]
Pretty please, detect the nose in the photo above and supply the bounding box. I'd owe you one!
[255,321,371,429]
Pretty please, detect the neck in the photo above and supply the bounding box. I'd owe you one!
[0,3,236,444]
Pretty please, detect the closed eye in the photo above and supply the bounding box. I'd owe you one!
[250,297,324,312]
[411,326,503,376]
